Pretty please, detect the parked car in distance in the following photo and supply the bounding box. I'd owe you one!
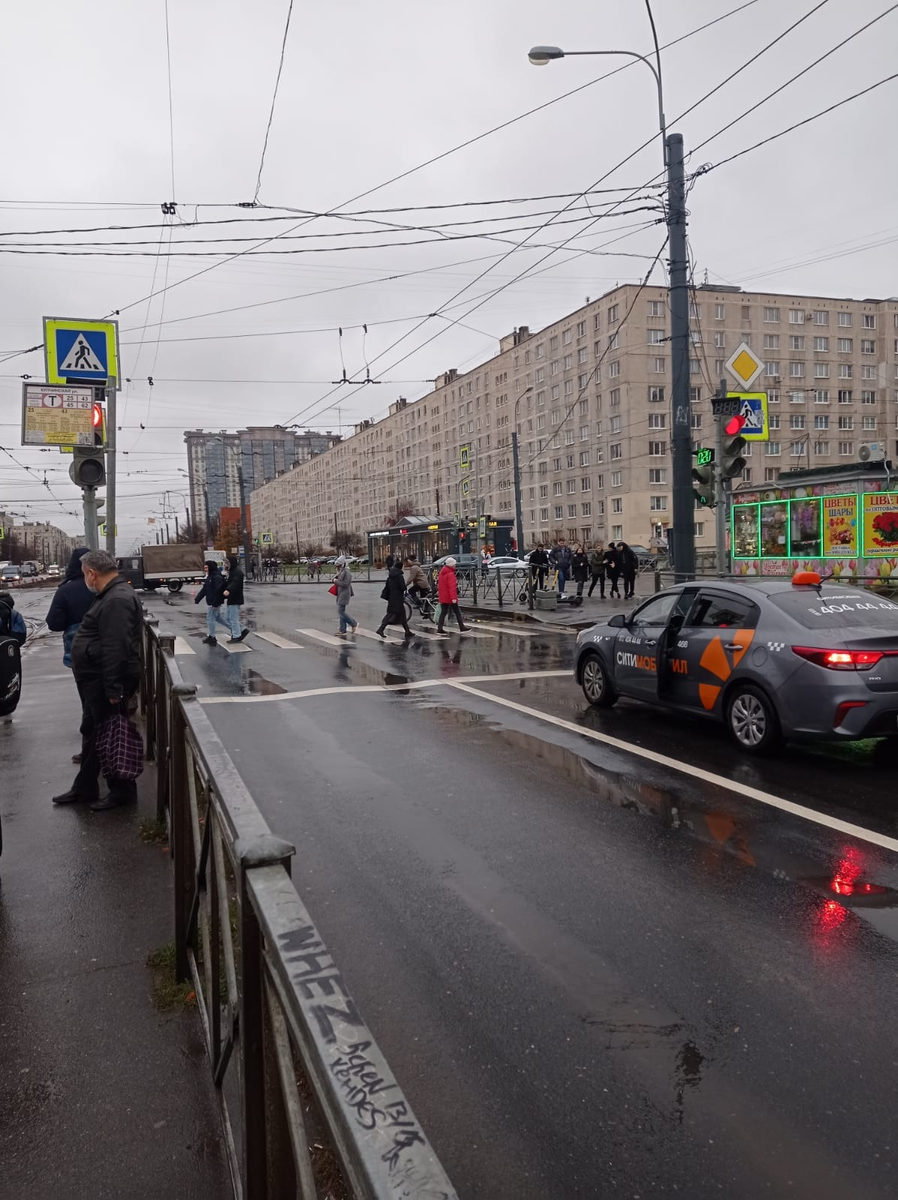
[430,553,479,576]
[484,556,531,577]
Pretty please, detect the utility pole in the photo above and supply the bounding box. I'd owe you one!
[237,463,252,564]
[104,376,116,557]
[511,430,524,554]
[666,132,694,582]
[714,377,728,577]
[82,488,99,549]
[203,485,212,545]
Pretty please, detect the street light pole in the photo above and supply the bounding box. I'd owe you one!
[528,38,694,579]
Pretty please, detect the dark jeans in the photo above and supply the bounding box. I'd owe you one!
[575,577,587,596]
[437,602,465,631]
[73,678,138,801]
[607,571,621,597]
[587,571,605,597]
[530,566,546,590]
[622,571,636,599]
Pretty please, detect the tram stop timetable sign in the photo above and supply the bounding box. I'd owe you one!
[724,341,764,391]
[21,382,95,446]
[44,317,120,388]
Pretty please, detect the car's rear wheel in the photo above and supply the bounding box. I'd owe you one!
[581,652,617,708]
[726,684,781,754]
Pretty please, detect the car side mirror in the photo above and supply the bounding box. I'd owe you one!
[608,613,627,628]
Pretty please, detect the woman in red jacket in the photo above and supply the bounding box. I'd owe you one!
[436,558,470,633]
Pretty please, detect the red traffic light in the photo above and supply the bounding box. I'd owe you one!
[725,413,746,437]
[92,403,102,427]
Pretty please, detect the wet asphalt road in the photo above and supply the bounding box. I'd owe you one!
[33,583,898,1198]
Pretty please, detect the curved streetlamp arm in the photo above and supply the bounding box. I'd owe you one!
[559,49,665,146]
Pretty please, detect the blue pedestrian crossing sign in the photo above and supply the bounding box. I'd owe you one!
[727,391,769,441]
[44,317,120,388]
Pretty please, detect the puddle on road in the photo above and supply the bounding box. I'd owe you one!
[411,687,898,948]
[243,669,287,696]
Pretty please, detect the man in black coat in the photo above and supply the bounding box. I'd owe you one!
[194,560,228,645]
[52,549,143,811]
[529,544,549,590]
[222,555,249,643]
[376,564,412,638]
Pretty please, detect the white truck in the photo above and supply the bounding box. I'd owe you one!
[117,543,208,593]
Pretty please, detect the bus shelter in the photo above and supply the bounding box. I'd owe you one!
[367,515,515,566]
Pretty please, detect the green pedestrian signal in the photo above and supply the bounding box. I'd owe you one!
[695,447,715,467]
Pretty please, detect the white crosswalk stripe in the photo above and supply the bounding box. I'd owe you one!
[295,628,355,647]
[253,631,304,649]
[173,637,196,655]
[451,627,495,638]
[384,625,447,641]
[470,622,541,637]
[220,639,252,653]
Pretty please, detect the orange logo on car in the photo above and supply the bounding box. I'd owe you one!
[698,630,755,710]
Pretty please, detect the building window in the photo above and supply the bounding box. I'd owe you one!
[535,343,544,360]
[647,328,665,345]
[581,477,591,491]
[689,302,700,320]
[567,504,577,519]
[789,309,805,324]
[564,429,575,445]
[790,362,805,378]
[648,300,663,317]
[790,335,805,351]
[814,389,830,404]
[553,481,563,496]
[814,363,830,378]
[764,307,780,322]
[863,314,876,329]
[610,442,622,460]
[611,471,622,487]
[648,386,664,403]
[649,468,666,484]
[765,441,781,456]
[648,440,667,456]
[691,413,702,430]
[690,386,702,404]
[714,304,725,321]
[763,334,779,350]
[581,502,592,518]
[652,357,666,373]
[814,311,829,326]
[765,361,780,377]
[790,441,805,457]
[714,332,725,349]
[564,379,574,396]
[577,321,586,337]
[814,415,829,430]
[838,337,853,353]
[769,414,781,430]
[609,415,621,434]
[612,525,623,540]
[610,388,621,407]
[790,414,806,429]
[539,508,549,522]
[578,348,588,364]
[814,441,830,456]
[861,389,876,405]
[838,312,852,327]
[838,389,853,404]
[764,468,779,482]
[611,497,623,514]
[740,469,752,485]
[838,416,854,430]
[790,390,805,404]
[862,365,877,380]
[608,361,621,378]
[768,389,780,404]
[579,424,589,442]
[813,336,829,352]
[861,338,876,355]
[649,495,668,511]
[839,440,854,455]
[608,304,619,324]
[539,484,548,499]
[648,413,666,429]
[863,416,877,430]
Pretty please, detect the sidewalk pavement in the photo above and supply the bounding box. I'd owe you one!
[0,632,229,1199]
[460,574,656,627]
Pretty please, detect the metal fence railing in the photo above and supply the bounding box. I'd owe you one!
[425,566,535,609]
[140,616,457,1200]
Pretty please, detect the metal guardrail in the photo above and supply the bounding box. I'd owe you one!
[139,616,457,1200]
[426,565,535,610]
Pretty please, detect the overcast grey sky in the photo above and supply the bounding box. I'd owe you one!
[1,0,895,548]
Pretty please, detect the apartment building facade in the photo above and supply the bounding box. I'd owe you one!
[4,521,76,565]
[249,284,898,553]
[185,425,339,533]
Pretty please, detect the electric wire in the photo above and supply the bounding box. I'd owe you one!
[253,0,295,203]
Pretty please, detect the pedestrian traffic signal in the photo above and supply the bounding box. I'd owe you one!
[69,446,106,488]
[721,413,748,479]
[692,458,717,507]
[92,402,106,447]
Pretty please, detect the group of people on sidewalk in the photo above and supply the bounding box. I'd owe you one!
[529,538,637,600]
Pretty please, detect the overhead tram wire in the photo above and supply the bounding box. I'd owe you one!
[163,0,177,202]
[253,0,295,203]
[0,0,762,370]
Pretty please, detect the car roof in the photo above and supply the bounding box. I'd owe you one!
[658,577,857,597]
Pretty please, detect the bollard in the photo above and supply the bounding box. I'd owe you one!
[497,567,503,607]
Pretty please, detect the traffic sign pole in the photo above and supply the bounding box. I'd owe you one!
[667,132,694,583]
[104,376,116,558]
[715,378,728,577]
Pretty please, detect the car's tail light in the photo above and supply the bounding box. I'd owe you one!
[792,646,886,670]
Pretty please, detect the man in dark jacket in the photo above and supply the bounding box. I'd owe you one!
[46,546,93,668]
[222,555,249,642]
[549,538,573,594]
[376,563,412,638]
[529,544,549,590]
[52,549,143,811]
[194,560,228,645]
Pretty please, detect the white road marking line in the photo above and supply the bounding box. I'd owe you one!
[199,669,569,705]
[353,627,389,643]
[173,636,196,656]
[219,639,252,654]
[445,681,898,857]
[454,627,495,638]
[295,628,355,647]
[384,625,447,641]
[472,622,544,637]
[253,631,303,649]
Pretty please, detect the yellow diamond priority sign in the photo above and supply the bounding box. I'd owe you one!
[724,341,764,390]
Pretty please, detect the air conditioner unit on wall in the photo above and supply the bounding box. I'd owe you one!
[859,442,885,462]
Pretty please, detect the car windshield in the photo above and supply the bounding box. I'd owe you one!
[768,589,898,630]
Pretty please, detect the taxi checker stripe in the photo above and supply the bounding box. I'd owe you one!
[445,681,898,857]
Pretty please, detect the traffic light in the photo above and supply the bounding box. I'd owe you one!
[692,447,716,507]
[92,402,106,446]
[69,446,106,488]
[720,414,748,479]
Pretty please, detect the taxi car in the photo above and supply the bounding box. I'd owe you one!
[574,574,898,753]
